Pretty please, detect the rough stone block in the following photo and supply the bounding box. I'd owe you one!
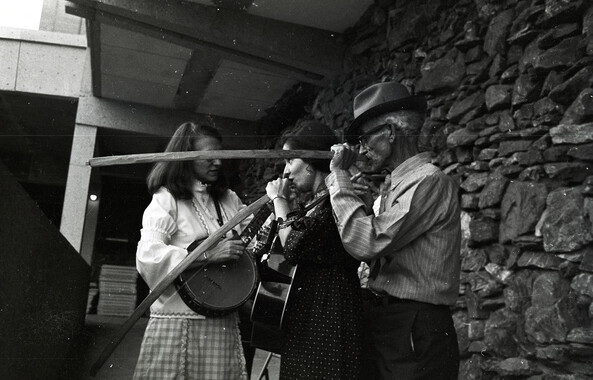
[568,143,593,161]
[486,357,541,377]
[456,146,474,164]
[542,187,593,252]
[544,162,593,182]
[504,280,530,313]
[567,327,593,345]
[570,273,593,299]
[484,9,514,57]
[512,73,542,106]
[560,88,593,125]
[536,345,569,362]
[470,217,499,243]
[518,166,546,181]
[417,50,466,93]
[447,127,480,148]
[478,148,498,160]
[541,70,564,97]
[550,123,593,144]
[466,290,489,319]
[500,181,548,243]
[510,150,544,166]
[447,92,485,123]
[462,193,481,210]
[469,160,490,171]
[499,140,533,156]
[525,302,578,344]
[549,66,593,105]
[479,174,509,209]
[468,320,485,341]
[461,172,489,193]
[533,36,583,73]
[484,308,520,357]
[543,145,571,161]
[540,0,584,26]
[517,251,563,270]
[531,272,571,308]
[485,84,512,111]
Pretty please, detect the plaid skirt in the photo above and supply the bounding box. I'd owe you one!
[133,314,247,380]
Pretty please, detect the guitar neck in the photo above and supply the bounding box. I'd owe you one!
[239,202,273,245]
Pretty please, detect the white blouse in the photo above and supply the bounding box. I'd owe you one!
[136,181,252,319]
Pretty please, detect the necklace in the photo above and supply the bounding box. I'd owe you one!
[191,197,211,236]
[191,194,227,233]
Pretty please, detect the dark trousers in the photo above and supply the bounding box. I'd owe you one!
[362,291,459,380]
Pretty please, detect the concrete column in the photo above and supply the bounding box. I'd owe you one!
[60,123,97,254]
[80,184,101,265]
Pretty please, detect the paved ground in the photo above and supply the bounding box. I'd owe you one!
[79,315,279,380]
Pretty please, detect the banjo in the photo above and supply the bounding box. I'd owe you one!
[175,199,273,317]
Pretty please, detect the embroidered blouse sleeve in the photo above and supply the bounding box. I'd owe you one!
[136,188,188,289]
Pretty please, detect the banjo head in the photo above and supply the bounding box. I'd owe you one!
[175,252,258,317]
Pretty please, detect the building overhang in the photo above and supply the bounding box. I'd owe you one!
[65,0,371,126]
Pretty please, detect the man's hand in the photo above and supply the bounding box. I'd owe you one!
[349,172,379,212]
[330,144,359,172]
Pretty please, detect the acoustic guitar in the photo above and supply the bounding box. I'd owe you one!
[250,236,297,354]
[251,242,297,329]
[175,202,272,317]
[249,191,330,353]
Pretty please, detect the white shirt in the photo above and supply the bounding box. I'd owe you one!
[136,182,251,318]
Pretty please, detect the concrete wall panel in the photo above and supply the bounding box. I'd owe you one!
[0,40,19,90]
[40,0,85,35]
[16,42,86,97]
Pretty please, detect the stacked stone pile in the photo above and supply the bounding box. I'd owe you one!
[241,0,593,377]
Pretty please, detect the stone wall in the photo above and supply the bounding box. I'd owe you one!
[243,0,593,377]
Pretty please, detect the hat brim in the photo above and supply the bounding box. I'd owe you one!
[344,96,427,143]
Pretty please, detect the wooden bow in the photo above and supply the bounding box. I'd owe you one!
[87,149,334,167]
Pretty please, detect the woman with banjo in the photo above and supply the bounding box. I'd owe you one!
[133,121,254,380]
[264,120,364,380]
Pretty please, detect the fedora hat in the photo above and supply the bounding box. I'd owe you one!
[345,81,426,142]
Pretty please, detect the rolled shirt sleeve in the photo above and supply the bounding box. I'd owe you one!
[326,169,447,261]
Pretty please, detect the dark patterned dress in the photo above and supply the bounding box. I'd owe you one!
[280,197,363,380]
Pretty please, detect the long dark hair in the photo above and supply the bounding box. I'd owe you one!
[282,120,338,173]
[146,121,228,200]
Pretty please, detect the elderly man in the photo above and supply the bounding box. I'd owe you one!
[326,81,461,379]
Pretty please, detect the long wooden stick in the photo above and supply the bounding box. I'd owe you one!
[88,149,334,167]
[89,194,270,376]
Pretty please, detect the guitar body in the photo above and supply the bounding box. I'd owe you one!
[250,246,297,352]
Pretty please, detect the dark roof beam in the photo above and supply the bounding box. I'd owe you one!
[173,49,222,111]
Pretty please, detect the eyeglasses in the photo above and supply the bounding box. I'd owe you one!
[357,123,390,147]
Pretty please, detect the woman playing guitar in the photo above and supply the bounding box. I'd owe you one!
[263,120,364,380]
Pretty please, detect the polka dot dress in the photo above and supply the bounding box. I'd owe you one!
[280,198,363,380]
